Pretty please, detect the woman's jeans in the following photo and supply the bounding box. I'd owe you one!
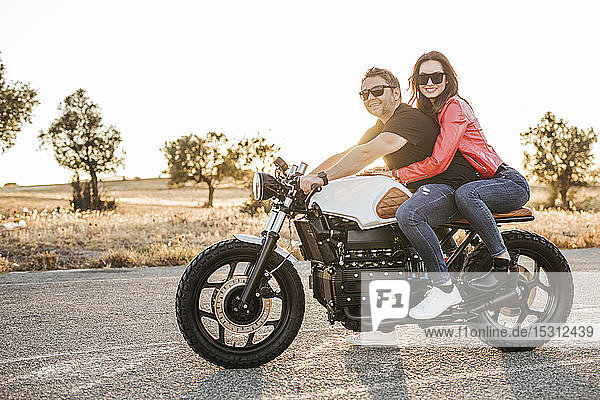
[454,166,530,257]
[396,184,458,286]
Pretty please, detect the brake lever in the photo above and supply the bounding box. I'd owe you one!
[305,184,322,205]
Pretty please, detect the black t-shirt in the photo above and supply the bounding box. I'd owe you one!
[358,103,478,190]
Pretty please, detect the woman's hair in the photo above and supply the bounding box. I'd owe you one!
[408,51,459,117]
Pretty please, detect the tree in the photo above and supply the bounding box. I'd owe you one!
[225,135,280,182]
[521,112,598,209]
[162,132,278,207]
[0,56,39,152]
[39,89,124,210]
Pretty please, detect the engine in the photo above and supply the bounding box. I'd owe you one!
[295,214,430,330]
[343,248,420,270]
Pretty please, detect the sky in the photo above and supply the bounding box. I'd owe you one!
[0,0,598,186]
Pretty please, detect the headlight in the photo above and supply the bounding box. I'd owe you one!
[252,172,281,201]
[252,172,263,200]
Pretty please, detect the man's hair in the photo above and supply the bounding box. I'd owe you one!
[362,67,400,91]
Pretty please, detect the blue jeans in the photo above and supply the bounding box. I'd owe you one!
[396,184,459,286]
[454,166,530,257]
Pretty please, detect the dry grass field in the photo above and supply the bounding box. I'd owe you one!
[0,178,270,272]
[527,184,600,211]
[0,179,599,272]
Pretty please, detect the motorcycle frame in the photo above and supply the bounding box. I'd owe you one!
[238,164,534,315]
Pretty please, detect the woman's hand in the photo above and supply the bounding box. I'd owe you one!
[359,166,393,177]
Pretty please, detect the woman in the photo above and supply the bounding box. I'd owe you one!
[378,51,530,319]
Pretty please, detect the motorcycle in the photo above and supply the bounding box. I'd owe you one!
[175,157,573,368]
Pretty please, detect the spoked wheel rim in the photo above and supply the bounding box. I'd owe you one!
[192,255,290,351]
[484,249,559,329]
[499,264,537,317]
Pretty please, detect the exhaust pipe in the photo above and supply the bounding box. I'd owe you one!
[472,290,520,314]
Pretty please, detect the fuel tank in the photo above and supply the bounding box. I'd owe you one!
[309,175,412,229]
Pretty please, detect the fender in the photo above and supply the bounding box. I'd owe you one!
[233,234,299,264]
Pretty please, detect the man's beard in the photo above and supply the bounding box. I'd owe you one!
[378,102,396,119]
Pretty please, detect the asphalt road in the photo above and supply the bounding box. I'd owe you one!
[1,248,599,399]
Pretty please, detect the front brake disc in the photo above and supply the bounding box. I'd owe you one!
[212,276,272,334]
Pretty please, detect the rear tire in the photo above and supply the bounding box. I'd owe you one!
[176,239,305,368]
[463,230,573,350]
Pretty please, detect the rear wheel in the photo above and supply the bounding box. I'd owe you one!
[463,230,573,350]
[176,239,305,368]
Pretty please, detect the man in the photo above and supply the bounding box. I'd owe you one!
[300,67,410,191]
[299,67,478,344]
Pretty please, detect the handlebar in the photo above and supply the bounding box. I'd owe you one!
[305,183,322,204]
[270,157,323,210]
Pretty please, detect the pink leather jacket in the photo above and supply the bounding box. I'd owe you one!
[393,96,503,183]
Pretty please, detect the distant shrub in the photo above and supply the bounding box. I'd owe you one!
[0,254,13,273]
[3,182,17,187]
[31,252,59,271]
[101,249,139,268]
[239,196,272,216]
[139,244,200,266]
[99,244,201,268]
[71,180,116,211]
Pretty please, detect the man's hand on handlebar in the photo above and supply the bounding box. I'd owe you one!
[299,174,324,194]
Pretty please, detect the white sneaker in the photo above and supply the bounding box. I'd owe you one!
[409,285,462,320]
[345,330,399,346]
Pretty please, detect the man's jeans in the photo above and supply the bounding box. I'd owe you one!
[395,184,458,286]
[454,166,530,257]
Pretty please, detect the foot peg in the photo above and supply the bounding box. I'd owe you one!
[469,270,512,291]
[469,257,517,291]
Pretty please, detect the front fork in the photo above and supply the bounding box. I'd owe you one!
[238,197,292,305]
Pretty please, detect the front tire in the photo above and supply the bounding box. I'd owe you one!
[176,239,305,368]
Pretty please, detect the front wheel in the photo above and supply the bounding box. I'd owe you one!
[464,230,574,350]
[176,238,305,368]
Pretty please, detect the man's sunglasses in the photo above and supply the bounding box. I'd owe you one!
[359,85,396,101]
[415,72,445,85]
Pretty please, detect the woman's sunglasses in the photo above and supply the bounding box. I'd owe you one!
[415,72,445,85]
[359,85,396,101]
